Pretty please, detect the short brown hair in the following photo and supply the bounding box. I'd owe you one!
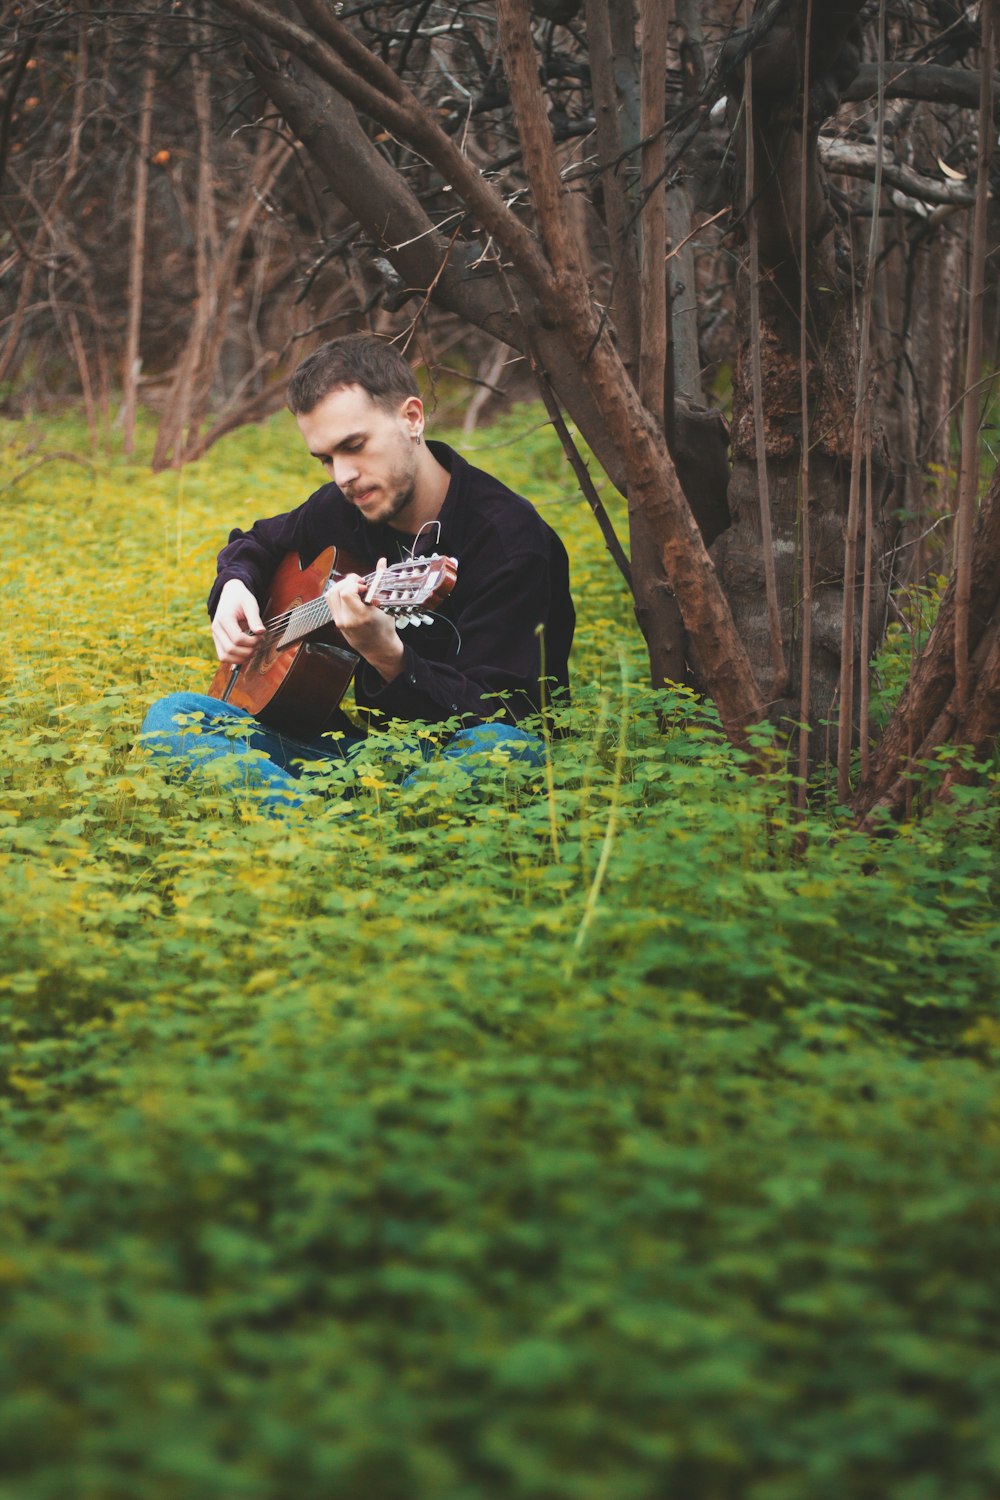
[287,334,420,415]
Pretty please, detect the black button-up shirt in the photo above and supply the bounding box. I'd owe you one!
[208,441,574,727]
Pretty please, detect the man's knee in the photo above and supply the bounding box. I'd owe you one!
[442,722,545,768]
[139,693,254,758]
[141,692,210,739]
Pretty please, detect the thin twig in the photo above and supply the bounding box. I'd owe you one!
[0,452,95,494]
[536,373,633,592]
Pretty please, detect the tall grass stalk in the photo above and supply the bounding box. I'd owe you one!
[536,621,561,861]
[567,652,630,971]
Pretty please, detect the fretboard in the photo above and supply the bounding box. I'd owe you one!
[275,593,334,649]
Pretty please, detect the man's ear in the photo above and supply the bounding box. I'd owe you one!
[401,395,425,440]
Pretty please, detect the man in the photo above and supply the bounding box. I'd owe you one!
[141,334,575,809]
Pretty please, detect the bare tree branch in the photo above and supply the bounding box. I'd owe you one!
[819,137,977,208]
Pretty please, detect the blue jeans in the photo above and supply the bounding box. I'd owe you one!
[140,692,544,811]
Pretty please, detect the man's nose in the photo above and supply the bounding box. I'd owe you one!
[332,454,360,488]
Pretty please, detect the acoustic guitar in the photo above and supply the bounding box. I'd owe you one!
[207,545,457,739]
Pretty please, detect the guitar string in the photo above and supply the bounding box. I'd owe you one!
[248,600,459,666]
[260,566,415,637]
[264,564,445,638]
[251,561,452,651]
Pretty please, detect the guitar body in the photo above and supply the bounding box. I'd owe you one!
[208,546,361,741]
[207,544,458,742]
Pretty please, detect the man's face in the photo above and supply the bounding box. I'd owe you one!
[296,384,422,529]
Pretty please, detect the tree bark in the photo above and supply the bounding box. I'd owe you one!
[496,0,764,733]
[715,0,891,743]
[855,466,1000,817]
[943,625,1000,791]
[954,4,993,717]
[582,0,640,374]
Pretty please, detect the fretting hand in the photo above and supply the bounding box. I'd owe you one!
[326,566,405,684]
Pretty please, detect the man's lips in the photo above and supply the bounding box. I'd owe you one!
[350,487,377,507]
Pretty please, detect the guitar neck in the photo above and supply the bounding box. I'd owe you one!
[263,553,457,652]
[270,563,385,647]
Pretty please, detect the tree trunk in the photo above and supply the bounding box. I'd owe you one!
[496,0,764,733]
[855,462,1000,818]
[715,0,892,745]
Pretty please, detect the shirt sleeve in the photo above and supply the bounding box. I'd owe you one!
[206,491,342,618]
[356,548,556,726]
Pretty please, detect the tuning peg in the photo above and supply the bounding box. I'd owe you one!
[395,616,409,630]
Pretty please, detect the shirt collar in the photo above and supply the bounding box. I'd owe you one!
[411,441,465,554]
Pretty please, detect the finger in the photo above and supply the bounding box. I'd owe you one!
[241,596,264,635]
[327,573,364,626]
[217,636,257,665]
[215,616,245,651]
[214,613,259,662]
[337,572,364,602]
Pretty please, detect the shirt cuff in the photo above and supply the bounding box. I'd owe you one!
[357,643,461,721]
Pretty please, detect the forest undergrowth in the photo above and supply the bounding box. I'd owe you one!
[1,409,998,1500]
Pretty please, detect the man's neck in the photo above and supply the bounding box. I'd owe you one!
[389,443,451,534]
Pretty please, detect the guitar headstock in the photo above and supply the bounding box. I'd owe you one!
[367,553,458,627]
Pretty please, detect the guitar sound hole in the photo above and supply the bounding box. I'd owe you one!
[257,594,303,675]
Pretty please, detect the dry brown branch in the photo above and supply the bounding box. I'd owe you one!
[0,451,95,495]
[818,138,977,209]
[843,60,1000,115]
[152,43,217,470]
[217,0,556,313]
[533,372,633,592]
[942,623,1000,793]
[859,618,1000,823]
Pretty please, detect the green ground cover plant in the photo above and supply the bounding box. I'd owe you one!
[1,410,999,1500]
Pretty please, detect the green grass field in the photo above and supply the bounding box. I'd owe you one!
[1,408,999,1499]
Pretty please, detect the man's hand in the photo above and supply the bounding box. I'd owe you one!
[326,570,405,684]
[212,578,264,664]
